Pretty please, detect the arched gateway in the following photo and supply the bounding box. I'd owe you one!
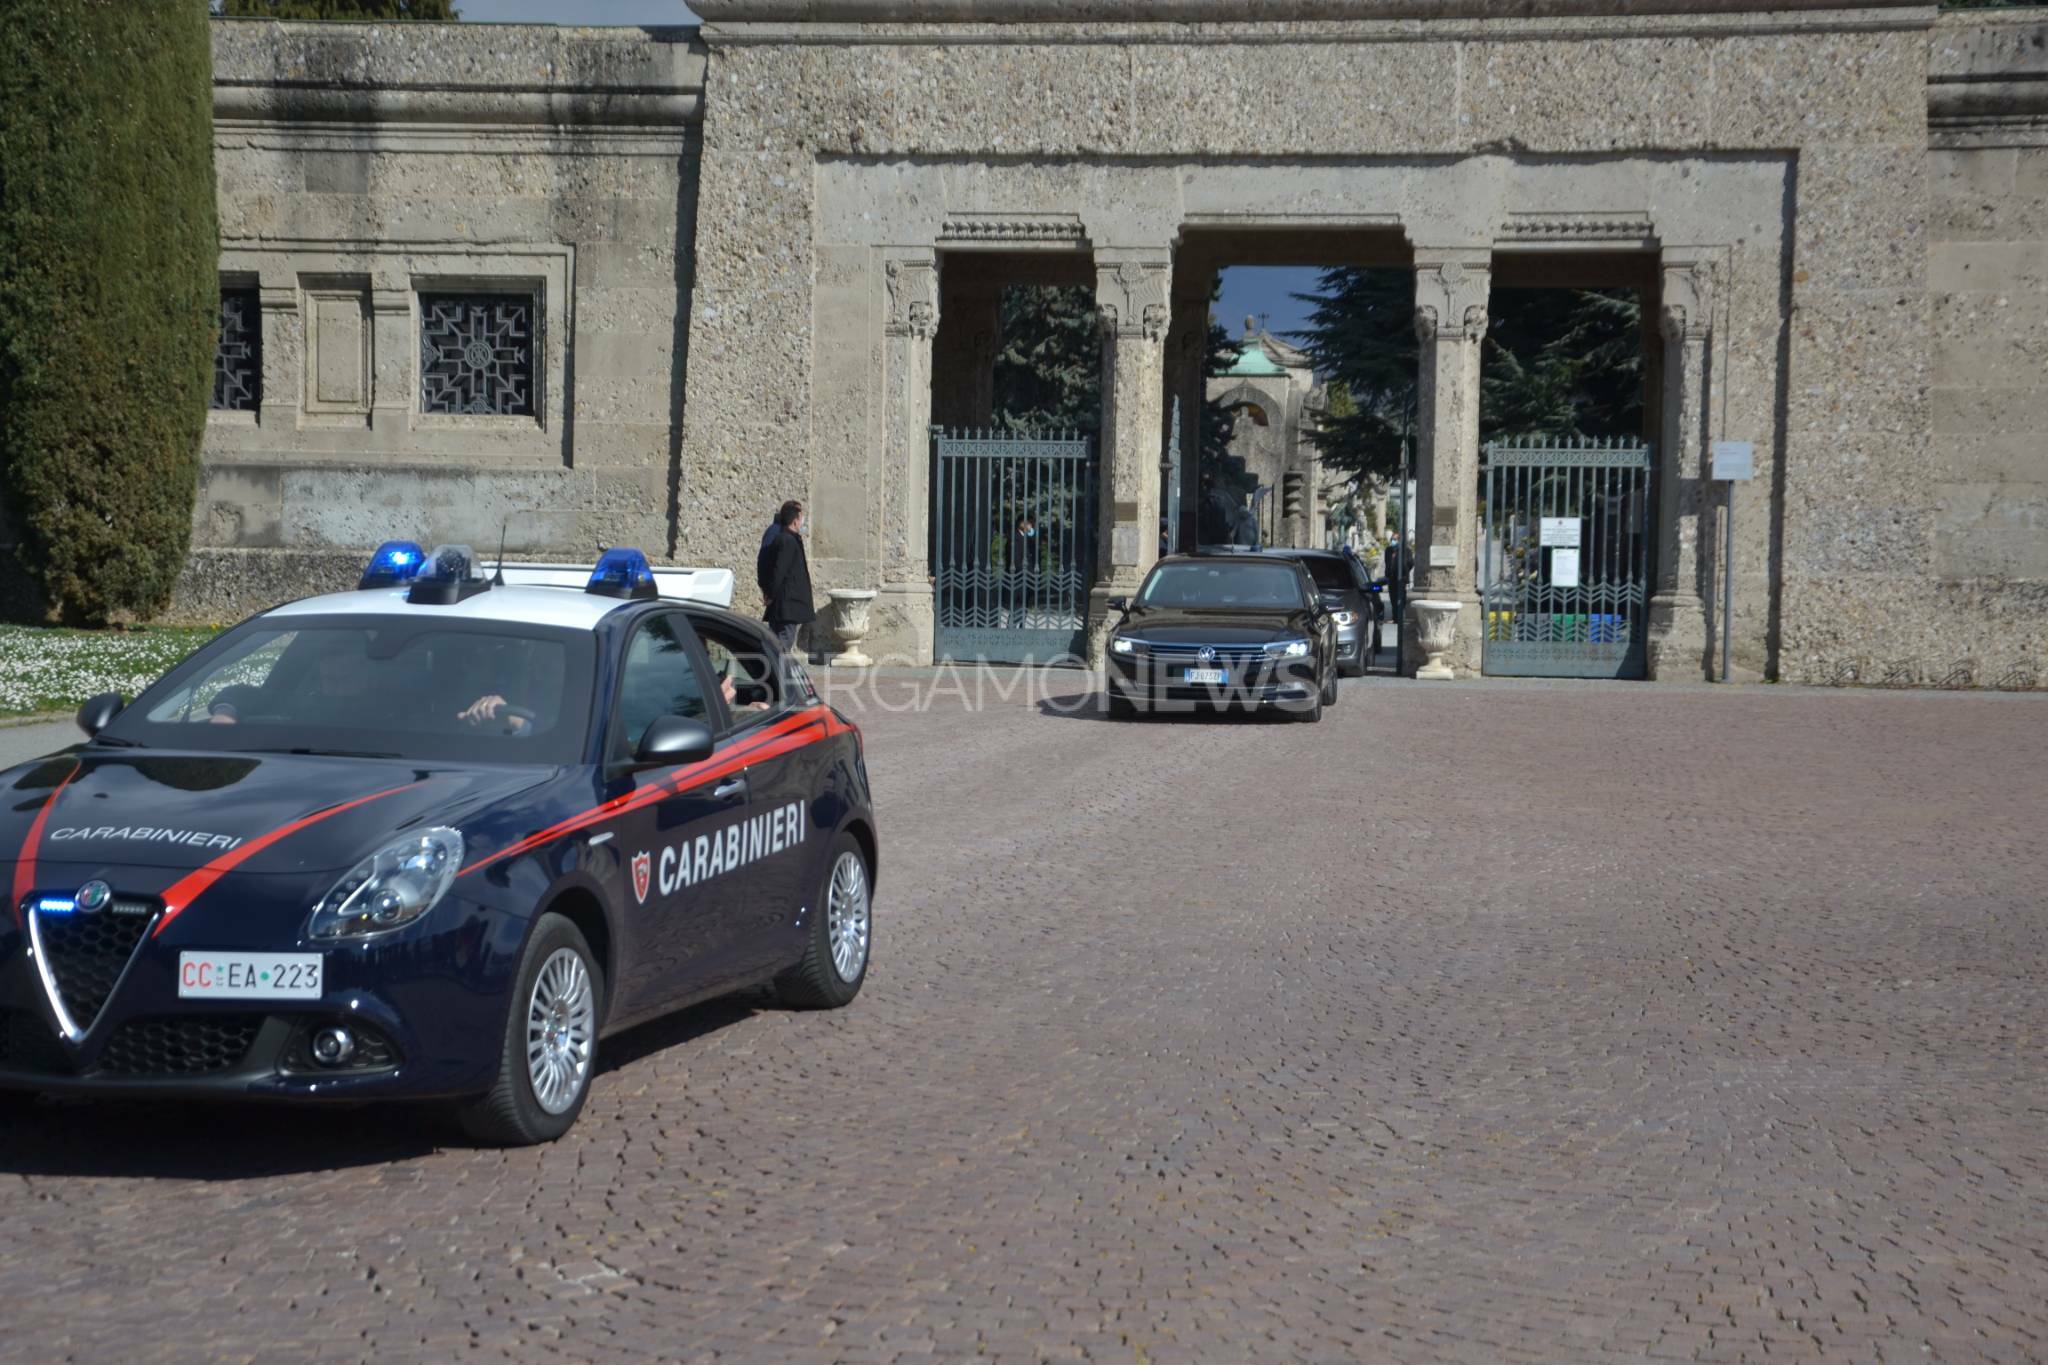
[186,3,2048,683]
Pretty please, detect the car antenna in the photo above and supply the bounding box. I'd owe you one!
[490,520,508,587]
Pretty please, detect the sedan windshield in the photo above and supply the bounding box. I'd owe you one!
[97,616,596,765]
[1138,561,1308,610]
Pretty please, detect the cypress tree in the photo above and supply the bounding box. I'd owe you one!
[0,0,219,623]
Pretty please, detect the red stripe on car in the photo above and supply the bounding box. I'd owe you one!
[460,708,848,879]
[9,763,81,926]
[153,782,425,937]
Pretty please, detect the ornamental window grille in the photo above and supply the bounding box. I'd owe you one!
[418,292,538,417]
[211,287,261,412]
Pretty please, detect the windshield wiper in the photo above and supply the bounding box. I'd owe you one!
[277,746,403,759]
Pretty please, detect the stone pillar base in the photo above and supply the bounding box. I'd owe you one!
[1085,586,1133,670]
[1646,592,1709,682]
[867,582,935,666]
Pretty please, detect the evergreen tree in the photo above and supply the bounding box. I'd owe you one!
[991,285,1098,434]
[1,0,219,623]
[1290,269,1645,481]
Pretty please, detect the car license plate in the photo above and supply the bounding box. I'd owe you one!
[178,952,323,1000]
[1182,667,1228,685]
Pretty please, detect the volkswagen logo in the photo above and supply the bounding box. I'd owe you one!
[1197,645,1217,665]
[74,880,113,915]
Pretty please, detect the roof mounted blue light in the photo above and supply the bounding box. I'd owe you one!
[585,547,657,601]
[406,543,492,605]
[358,540,427,591]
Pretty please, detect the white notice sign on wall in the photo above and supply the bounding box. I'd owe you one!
[1550,547,1581,589]
[1539,517,1582,548]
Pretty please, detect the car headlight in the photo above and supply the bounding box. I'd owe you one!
[1110,636,1136,655]
[1331,610,1356,626]
[307,827,464,941]
[1267,639,1312,658]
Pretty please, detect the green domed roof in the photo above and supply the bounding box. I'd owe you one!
[1223,337,1287,378]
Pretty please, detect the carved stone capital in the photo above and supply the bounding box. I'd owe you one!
[1659,259,1715,344]
[884,256,939,341]
[1095,253,1171,343]
[1414,257,1491,346]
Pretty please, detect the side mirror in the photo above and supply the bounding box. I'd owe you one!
[634,715,715,768]
[77,691,125,738]
[1105,596,1129,614]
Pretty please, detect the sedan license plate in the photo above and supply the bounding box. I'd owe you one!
[1182,667,1229,685]
[177,952,323,1000]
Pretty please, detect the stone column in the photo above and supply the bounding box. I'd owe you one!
[368,281,411,435]
[1167,270,1212,552]
[1087,249,1172,664]
[931,275,999,431]
[874,251,939,665]
[1407,251,1491,677]
[1646,255,1715,681]
[255,279,300,434]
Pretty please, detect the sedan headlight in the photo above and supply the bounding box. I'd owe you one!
[1330,610,1356,626]
[1267,639,1312,658]
[1110,636,1137,655]
[307,827,464,941]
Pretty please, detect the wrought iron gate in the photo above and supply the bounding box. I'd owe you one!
[1480,437,1652,680]
[930,427,1098,664]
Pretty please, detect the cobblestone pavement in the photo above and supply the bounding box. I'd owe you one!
[3,675,2046,1363]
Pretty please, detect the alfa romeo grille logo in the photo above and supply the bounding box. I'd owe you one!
[1197,646,1217,664]
[74,880,112,915]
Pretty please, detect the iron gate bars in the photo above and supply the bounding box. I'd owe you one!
[1480,437,1652,680]
[930,427,1098,664]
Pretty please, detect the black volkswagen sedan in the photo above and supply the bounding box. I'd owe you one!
[1102,553,1338,721]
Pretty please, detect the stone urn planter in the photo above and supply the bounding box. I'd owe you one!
[825,588,878,667]
[1409,599,1462,680]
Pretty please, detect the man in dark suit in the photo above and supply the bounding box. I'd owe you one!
[757,500,815,654]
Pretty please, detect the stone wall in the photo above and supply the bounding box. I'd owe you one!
[154,7,2048,681]
[1916,12,2048,687]
[176,21,704,621]
[690,0,1934,674]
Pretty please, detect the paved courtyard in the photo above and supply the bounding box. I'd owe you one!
[2,675,2045,1363]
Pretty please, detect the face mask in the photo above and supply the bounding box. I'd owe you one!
[1023,527,1036,538]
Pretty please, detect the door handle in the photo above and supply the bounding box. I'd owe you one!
[712,776,748,799]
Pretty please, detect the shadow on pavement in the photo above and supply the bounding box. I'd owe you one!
[596,993,762,1076]
[0,1095,451,1179]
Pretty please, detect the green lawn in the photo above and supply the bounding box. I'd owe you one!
[0,624,222,719]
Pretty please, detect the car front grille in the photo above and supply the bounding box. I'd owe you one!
[34,901,157,1033]
[96,1015,265,1077]
[1135,641,1274,664]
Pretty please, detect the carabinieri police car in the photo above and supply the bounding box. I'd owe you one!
[0,544,876,1144]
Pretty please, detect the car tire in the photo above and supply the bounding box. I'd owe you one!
[1321,666,1339,707]
[775,832,872,1010]
[1294,676,1324,723]
[457,912,604,1146]
[1340,654,1366,679]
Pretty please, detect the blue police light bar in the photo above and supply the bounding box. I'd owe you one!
[358,540,427,591]
[586,547,657,601]
[35,897,76,915]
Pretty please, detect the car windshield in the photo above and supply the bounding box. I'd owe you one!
[97,615,597,765]
[1138,561,1308,610]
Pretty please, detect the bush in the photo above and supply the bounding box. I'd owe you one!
[0,1,218,624]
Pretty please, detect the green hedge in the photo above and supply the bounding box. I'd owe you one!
[0,1,217,625]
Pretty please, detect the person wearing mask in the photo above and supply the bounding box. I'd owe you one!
[758,499,815,654]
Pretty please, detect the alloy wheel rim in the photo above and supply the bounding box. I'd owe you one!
[825,851,870,985]
[526,947,595,1115]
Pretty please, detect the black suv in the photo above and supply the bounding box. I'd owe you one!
[1103,553,1338,721]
